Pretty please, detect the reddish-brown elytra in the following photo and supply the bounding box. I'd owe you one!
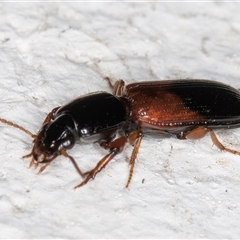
[1,79,240,188]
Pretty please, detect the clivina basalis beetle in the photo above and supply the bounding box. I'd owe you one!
[1,79,240,188]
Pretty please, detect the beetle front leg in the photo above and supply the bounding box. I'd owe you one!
[74,136,128,189]
[177,126,240,155]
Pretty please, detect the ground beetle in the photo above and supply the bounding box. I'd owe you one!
[1,79,240,188]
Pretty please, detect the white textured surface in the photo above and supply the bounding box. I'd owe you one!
[0,2,240,238]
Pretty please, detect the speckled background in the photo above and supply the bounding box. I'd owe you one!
[0,2,240,238]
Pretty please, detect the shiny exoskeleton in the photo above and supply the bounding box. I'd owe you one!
[1,79,240,188]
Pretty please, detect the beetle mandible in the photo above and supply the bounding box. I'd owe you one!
[1,79,240,188]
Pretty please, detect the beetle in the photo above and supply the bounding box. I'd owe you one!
[1,79,240,188]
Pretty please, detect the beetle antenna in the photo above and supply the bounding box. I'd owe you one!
[0,118,36,138]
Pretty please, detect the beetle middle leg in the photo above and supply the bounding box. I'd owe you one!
[74,129,143,189]
[126,129,143,188]
[177,126,240,155]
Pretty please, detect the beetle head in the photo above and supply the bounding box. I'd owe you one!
[31,114,78,163]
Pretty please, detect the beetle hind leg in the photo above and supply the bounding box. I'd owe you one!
[208,128,240,155]
[178,126,240,155]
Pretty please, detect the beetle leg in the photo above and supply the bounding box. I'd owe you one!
[42,106,60,124]
[177,126,209,140]
[74,136,128,188]
[208,128,240,155]
[126,130,143,188]
[178,126,240,155]
[60,149,85,178]
[105,77,125,96]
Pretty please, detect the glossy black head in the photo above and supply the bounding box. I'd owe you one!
[32,114,78,163]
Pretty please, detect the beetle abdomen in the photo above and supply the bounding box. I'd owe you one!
[125,80,240,129]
